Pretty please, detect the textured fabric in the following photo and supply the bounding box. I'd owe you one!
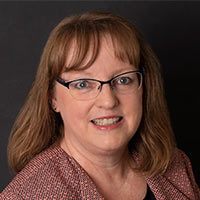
[145,149,200,200]
[1,143,199,200]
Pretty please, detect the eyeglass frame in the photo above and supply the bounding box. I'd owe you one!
[56,69,144,99]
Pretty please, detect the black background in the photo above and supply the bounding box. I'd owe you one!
[0,1,199,192]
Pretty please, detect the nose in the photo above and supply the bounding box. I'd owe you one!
[95,84,119,109]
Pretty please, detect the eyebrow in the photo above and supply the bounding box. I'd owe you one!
[62,71,92,78]
[62,67,136,80]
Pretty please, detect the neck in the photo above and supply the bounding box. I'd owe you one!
[60,138,147,200]
[60,138,135,180]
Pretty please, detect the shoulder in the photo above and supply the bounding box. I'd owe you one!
[0,143,79,199]
[147,148,200,200]
[166,148,193,176]
[170,148,194,169]
[166,148,198,188]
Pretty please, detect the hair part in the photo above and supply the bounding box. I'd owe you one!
[8,11,175,176]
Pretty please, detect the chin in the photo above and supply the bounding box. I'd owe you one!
[92,140,128,154]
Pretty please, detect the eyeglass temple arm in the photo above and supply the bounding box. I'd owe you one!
[56,78,70,88]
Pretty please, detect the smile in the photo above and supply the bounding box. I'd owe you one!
[91,117,123,126]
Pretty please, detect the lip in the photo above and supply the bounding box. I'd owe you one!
[92,115,122,120]
[91,115,124,130]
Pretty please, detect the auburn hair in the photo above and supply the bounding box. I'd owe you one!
[8,11,176,176]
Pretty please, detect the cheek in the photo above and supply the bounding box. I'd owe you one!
[56,93,91,127]
[124,92,143,124]
[125,90,142,110]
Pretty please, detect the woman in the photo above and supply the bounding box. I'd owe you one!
[1,11,199,199]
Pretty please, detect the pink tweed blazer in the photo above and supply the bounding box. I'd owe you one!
[1,143,199,200]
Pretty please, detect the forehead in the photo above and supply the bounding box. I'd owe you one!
[61,36,136,80]
[63,33,138,75]
[64,35,113,66]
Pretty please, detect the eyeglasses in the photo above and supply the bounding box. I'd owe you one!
[56,70,144,101]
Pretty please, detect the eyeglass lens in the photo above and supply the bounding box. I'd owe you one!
[68,72,142,100]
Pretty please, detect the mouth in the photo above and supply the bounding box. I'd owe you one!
[91,117,123,126]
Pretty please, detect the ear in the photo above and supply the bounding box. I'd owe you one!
[51,97,60,113]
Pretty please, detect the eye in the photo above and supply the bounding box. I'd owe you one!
[74,80,89,89]
[117,76,132,85]
[70,80,98,90]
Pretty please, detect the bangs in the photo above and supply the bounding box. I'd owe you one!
[48,14,141,78]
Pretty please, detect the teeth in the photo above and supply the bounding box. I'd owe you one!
[92,117,121,126]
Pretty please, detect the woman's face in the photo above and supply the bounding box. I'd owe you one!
[53,37,143,156]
